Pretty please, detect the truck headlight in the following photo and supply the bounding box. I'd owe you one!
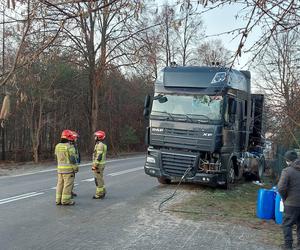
[146,156,156,164]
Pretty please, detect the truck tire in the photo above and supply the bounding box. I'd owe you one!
[225,160,235,189]
[257,156,265,181]
[157,177,171,184]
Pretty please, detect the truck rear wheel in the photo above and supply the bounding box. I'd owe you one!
[157,177,171,184]
[257,156,265,181]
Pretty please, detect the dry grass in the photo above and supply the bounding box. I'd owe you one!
[169,179,283,246]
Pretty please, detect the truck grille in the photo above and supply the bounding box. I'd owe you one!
[150,127,218,151]
[161,152,197,177]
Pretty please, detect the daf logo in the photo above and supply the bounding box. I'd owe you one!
[152,128,164,132]
[203,133,213,137]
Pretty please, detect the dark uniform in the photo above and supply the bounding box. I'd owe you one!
[278,150,300,250]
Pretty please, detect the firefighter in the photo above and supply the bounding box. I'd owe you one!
[70,130,80,198]
[92,130,107,199]
[55,130,79,205]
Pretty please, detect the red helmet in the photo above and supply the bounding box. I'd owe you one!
[61,130,75,141]
[71,131,79,140]
[94,130,105,140]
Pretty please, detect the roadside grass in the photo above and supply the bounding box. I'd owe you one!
[169,179,283,246]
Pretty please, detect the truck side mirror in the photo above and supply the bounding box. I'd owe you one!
[158,96,168,103]
[143,108,150,119]
[143,95,151,119]
[145,126,150,146]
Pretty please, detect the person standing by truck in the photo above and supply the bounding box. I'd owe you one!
[278,150,300,250]
[92,130,107,199]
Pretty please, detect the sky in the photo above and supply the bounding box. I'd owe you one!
[197,2,264,92]
[149,1,262,71]
[199,3,261,70]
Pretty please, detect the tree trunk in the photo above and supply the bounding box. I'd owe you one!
[91,82,99,134]
[32,99,43,163]
[33,145,39,163]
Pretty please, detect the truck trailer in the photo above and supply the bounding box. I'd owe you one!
[143,66,264,189]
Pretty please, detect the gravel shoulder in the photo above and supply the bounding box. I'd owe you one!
[114,183,281,250]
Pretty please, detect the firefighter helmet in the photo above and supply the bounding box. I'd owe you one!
[94,130,105,140]
[61,130,75,141]
[71,131,79,140]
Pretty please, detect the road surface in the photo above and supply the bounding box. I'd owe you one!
[0,156,279,250]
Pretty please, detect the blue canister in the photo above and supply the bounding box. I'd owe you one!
[275,192,284,224]
[256,188,275,220]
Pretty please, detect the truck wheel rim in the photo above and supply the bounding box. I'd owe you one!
[229,166,235,183]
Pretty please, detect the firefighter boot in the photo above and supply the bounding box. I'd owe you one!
[93,192,105,199]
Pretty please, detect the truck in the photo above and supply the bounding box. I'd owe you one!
[143,66,265,189]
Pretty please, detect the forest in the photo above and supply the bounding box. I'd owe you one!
[0,0,299,162]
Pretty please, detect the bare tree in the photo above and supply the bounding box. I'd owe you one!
[255,29,300,146]
[194,0,300,66]
[159,3,176,67]
[196,39,232,66]
[0,0,63,87]
[61,1,145,135]
[175,0,204,66]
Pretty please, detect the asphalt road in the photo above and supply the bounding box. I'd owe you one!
[0,156,279,250]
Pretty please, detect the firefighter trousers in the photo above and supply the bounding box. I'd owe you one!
[93,164,105,197]
[56,173,75,205]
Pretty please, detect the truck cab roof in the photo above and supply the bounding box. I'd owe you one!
[156,66,250,93]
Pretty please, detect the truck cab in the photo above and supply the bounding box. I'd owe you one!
[143,66,264,188]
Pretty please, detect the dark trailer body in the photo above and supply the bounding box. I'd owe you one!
[143,66,264,188]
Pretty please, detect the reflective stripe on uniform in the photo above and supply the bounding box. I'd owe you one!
[57,166,74,174]
[96,187,105,192]
[62,194,72,199]
[55,142,77,173]
[57,165,74,169]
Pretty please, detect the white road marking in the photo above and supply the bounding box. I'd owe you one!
[0,192,44,205]
[0,156,145,179]
[0,158,145,205]
[81,166,144,181]
[107,166,144,177]
[81,178,94,182]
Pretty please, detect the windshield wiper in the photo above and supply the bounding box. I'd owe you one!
[186,113,210,123]
[151,111,175,120]
[172,113,193,122]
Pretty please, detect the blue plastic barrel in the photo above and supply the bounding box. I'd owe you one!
[275,192,283,224]
[256,188,275,220]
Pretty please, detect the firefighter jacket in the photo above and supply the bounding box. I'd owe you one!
[93,142,107,166]
[55,142,78,174]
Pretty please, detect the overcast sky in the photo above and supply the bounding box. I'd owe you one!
[200,3,260,70]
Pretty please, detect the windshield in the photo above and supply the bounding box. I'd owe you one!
[151,94,223,121]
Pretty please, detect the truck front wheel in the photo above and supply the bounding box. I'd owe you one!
[157,177,171,184]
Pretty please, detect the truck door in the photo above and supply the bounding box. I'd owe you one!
[223,96,237,152]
